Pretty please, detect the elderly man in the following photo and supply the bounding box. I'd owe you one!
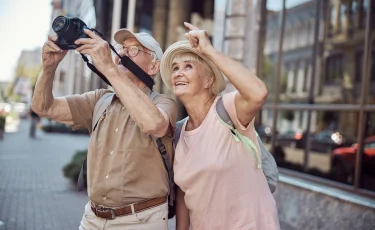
[32,28,176,229]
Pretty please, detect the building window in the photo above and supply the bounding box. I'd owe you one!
[340,4,346,31]
[325,54,343,85]
[303,60,310,92]
[362,0,375,29]
[355,51,375,83]
[355,51,363,83]
[329,4,335,34]
[299,110,304,127]
[291,62,299,93]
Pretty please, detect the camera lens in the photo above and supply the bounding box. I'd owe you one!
[52,16,68,33]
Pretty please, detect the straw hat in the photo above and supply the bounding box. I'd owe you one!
[160,40,226,95]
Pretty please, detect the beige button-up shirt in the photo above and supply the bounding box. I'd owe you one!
[66,87,177,207]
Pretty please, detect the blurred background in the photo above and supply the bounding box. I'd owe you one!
[0,0,374,229]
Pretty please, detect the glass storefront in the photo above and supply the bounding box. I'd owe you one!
[261,0,374,194]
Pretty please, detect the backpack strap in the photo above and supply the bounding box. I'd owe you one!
[150,136,175,205]
[173,117,188,148]
[215,97,262,169]
[148,91,175,206]
[92,93,115,132]
[216,96,279,192]
[150,91,158,101]
[77,157,87,192]
[257,134,279,193]
[78,92,114,192]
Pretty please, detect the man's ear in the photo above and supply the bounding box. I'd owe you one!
[148,60,160,77]
[204,75,214,89]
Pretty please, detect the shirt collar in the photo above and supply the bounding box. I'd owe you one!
[113,86,152,102]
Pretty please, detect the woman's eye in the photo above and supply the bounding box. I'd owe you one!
[172,66,179,72]
[185,64,192,69]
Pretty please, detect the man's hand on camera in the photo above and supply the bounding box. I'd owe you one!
[75,29,117,74]
[42,35,68,71]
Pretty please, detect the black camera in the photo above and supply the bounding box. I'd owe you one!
[52,16,90,50]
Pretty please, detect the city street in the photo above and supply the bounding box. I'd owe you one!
[0,119,176,230]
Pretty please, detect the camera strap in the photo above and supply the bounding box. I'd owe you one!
[80,29,155,90]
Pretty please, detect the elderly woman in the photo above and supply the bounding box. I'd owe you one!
[160,23,280,230]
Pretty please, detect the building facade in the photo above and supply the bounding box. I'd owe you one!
[13,49,42,103]
[262,0,322,134]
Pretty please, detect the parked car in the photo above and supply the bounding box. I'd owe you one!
[309,130,354,153]
[277,130,304,147]
[331,136,375,183]
[293,130,354,153]
[255,124,273,143]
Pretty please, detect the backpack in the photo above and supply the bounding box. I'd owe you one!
[77,91,176,219]
[173,97,279,193]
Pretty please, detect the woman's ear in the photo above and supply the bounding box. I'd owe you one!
[148,60,160,77]
[204,75,214,89]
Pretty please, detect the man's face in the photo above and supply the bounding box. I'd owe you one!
[114,37,155,78]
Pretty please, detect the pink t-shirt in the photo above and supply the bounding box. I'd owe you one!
[174,92,280,230]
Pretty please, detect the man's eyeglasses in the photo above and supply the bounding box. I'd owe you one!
[115,45,153,57]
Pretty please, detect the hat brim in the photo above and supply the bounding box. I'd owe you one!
[160,40,226,95]
[114,29,137,45]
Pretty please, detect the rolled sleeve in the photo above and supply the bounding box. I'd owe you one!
[66,89,112,131]
[154,94,177,137]
[222,91,256,136]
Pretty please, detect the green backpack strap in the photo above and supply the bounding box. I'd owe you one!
[215,97,262,169]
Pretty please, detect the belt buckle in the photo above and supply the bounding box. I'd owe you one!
[96,205,116,220]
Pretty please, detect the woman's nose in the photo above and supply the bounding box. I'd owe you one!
[173,69,184,78]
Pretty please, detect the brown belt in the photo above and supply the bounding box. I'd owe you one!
[90,196,167,220]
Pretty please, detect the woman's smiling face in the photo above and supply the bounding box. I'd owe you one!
[170,53,214,97]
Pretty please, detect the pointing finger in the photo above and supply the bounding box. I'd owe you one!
[184,22,199,30]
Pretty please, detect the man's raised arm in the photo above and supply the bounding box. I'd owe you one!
[31,34,73,125]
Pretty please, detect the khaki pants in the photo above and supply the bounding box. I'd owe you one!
[79,202,168,230]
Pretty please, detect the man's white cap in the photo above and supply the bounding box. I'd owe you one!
[114,29,163,60]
